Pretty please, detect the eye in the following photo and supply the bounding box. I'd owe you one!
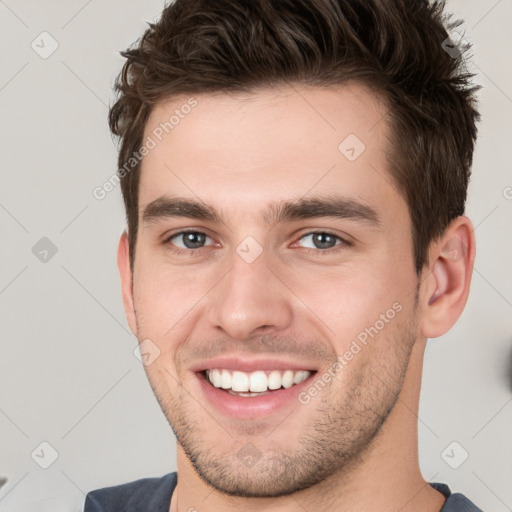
[166,230,214,250]
[293,231,349,251]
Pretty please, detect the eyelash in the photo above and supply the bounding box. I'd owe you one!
[163,229,352,257]
[291,231,352,256]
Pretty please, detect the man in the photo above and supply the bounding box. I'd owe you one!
[85,0,484,510]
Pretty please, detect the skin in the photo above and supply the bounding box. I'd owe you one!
[117,83,476,512]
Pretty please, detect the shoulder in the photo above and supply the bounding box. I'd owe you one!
[83,476,485,512]
[430,482,485,512]
[83,472,177,512]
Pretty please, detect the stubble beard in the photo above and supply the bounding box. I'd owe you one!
[143,312,418,498]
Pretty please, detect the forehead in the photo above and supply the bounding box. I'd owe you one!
[138,83,405,226]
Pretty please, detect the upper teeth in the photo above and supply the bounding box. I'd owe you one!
[205,369,311,392]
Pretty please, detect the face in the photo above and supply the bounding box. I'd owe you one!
[125,84,423,497]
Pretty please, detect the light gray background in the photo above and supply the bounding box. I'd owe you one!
[0,1,511,510]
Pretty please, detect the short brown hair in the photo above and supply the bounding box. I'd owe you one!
[109,0,480,276]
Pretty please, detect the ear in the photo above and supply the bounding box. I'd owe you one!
[117,230,138,336]
[419,215,476,339]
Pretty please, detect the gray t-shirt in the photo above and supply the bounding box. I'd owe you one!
[83,472,484,511]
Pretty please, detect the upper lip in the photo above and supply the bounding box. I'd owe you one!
[190,356,318,373]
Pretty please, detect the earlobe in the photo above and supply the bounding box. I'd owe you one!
[117,230,138,336]
[419,216,476,339]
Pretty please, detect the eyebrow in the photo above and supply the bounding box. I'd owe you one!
[142,194,380,228]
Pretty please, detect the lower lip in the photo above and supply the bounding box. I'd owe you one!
[195,371,315,419]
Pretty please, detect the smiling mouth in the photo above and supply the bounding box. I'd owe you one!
[201,368,316,397]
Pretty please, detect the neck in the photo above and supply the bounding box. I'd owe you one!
[170,340,446,512]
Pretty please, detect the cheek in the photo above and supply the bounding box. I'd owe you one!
[132,260,213,339]
[280,260,408,345]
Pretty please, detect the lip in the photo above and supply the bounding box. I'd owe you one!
[190,356,318,373]
[194,369,317,419]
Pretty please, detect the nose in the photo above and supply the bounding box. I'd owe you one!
[207,248,294,341]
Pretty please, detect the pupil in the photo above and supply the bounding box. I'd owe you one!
[314,233,335,249]
[183,232,205,249]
